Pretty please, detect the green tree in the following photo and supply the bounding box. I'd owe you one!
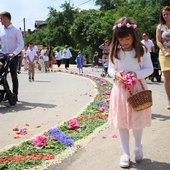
[160,0,170,7]
[45,2,78,47]
[70,9,105,61]
[24,0,165,57]
[95,0,129,10]
[24,28,47,46]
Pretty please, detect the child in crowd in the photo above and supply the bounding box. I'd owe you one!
[55,48,62,71]
[108,16,153,168]
[26,42,37,81]
[75,51,84,74]
[21,46,28,72]
[103,58,109,76]
[38,55,45,72]
[43,51,49,72]
[92,51,99,72]
[22,56,29,71]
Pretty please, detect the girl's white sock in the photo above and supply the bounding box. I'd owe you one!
[133,129,143,147]
[119,128,130,156]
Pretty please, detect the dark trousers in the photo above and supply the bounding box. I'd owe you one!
[57,60,62,67]
[17,57,23,72]
[64,59,70,68]
[10,56,18,96]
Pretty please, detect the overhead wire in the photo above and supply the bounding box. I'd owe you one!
[73,0,92,8]
[16,0,94,30]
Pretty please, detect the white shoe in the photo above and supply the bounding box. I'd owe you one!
[134,145,143,163]
[119,154,130,168]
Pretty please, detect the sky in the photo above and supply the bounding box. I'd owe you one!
[0,0,98,31]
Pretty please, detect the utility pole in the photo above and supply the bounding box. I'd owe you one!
[23,18,26,39]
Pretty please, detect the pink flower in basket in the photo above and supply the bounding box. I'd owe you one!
[99,106,105,113]
[122,73,137,91]
[33,135,48,147]
[69,118,80,130]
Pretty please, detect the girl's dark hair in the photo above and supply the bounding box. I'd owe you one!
[109,16,146,64]
[160,6,170,24]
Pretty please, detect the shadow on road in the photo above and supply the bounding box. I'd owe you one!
[152,113,170,121]
[131,158,170,170]
[0,101,56,114]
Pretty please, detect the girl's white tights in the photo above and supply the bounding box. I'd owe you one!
[119,128,143,156]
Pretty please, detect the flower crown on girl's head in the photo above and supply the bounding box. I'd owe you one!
[112,22,137,31]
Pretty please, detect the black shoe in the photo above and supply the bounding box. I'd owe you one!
[29,77,31,81]
[3,94,18,103]
[32,77,34,81]
[3,94,8,102]
[13,94,18,102]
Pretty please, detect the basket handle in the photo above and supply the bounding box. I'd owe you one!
[128,80,145,96]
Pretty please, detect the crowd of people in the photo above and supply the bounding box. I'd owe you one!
[17,44,73,80]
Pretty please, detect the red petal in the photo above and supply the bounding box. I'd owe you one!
[13,128,19,131]
[14,136,21,139]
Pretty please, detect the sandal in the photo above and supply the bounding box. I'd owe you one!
[134,145,143,163]
[119,154,130,168]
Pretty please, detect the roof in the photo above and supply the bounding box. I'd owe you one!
[35,20,47,28]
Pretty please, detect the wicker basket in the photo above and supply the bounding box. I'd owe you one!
[127,80,152,111]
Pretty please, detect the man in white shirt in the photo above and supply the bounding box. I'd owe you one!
[0,11,24,101]
[62,45,72,70]
[40,44,46,56]
[141,33,155,53]
[26,42,37,81]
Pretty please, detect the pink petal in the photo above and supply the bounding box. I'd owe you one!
[109,134,118,138]
[102,136,107,139]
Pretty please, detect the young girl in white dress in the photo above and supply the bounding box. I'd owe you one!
[22,55,29,71]
[38,55,45,72]
[108,16,153,168]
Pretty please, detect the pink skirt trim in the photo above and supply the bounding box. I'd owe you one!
[108,79,152,130]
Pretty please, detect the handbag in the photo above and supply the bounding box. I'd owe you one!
[127,80,152,111]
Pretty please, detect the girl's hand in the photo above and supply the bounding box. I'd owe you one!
[115,70,125,84]
[129,71,137,78]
